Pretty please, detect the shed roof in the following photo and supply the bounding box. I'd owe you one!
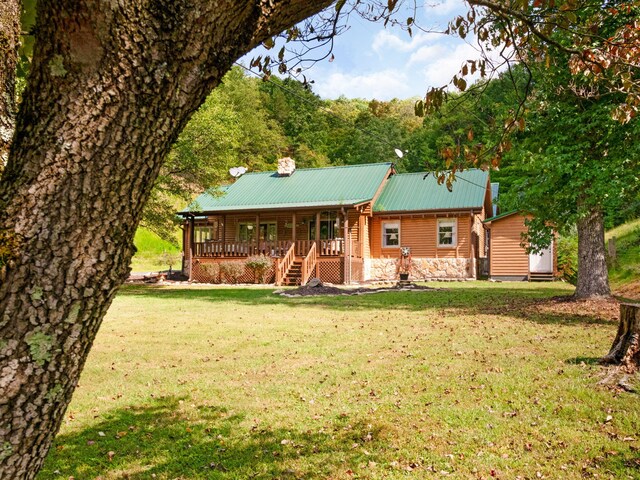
[373,169,490,213]
[179,162,393,214]
[483,210,519,223]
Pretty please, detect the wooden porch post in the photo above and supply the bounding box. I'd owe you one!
[222,214,226,257]
[292,212,297,255]
[359,213,365,260]
[189,215,195,281]
[315,211,321,246]
[255,213,260,255]
[180,224,186,274]
[343,209,349,284]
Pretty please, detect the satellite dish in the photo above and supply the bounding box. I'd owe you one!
[394,148,404,158]
[229,166,247,178]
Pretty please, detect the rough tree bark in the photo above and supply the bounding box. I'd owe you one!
[0,0,20,168]
[601,303,640,373]
[575,207,611,299]
[0,1,333,478]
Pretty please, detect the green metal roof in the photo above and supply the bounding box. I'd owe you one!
[373,169,490,213]
[180,163,393,214]
[483,209,519,223]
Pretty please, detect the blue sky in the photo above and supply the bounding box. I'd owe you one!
[243,0,489,101]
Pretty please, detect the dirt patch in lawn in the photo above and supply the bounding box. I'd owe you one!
[277,282,439,297]
[529,295,621,322]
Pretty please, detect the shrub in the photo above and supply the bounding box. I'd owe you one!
[220,261,245,284]
[557,235,578,285]
[199,262,220,283]
[245,254,273,283]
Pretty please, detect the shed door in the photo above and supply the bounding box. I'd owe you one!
[529,244,553,273]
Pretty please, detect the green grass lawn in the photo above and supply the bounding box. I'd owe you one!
[39,282,639,479]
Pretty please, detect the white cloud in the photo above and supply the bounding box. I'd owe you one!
[420,42,479,88]
[372,31,441,54]
[314,69,412,100]
[407,44,449,66]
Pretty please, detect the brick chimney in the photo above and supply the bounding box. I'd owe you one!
[277,157,295,176]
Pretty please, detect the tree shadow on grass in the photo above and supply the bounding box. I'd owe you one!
[39,396,384,480]
[117,284,617,327]
[565,356,602,365]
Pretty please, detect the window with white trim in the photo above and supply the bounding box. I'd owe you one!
[437,218,457,247]
[382,222,400,247]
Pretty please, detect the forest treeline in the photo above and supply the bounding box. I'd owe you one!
[145,66,639,240]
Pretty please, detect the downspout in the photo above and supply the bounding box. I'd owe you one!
[470,213,476,279]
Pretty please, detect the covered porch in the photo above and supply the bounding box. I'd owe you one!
[183,208,365,285]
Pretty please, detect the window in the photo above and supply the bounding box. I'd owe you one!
[438,219,457,247]
[309,211,341,240]
[383,222,400,247]
[194,226,213,243]
[239,222,277,242]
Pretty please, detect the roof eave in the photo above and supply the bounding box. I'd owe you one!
[181,201,372,216]
[483,209,520,224]
[373,206,484,215]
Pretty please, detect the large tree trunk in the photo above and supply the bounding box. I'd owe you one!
[0,0,20,168]
[575,207,611,298]
[0,1,332,478]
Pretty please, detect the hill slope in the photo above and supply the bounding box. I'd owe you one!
[130,228,181,273]
[606,219,640,300]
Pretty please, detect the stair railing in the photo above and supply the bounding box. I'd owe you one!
[301,241,318,286]
[275,242,295,286]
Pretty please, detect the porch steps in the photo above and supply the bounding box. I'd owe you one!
[282,259,303,286]
[529,272,554,282]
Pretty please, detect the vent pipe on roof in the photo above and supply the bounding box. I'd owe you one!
[277,157,295,176]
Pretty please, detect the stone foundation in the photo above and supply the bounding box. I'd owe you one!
[364,257,473,281]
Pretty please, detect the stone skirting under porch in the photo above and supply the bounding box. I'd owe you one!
[364,257,475,282]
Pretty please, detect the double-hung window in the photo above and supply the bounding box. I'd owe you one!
[437,218,457,247]
[382,222,400,247]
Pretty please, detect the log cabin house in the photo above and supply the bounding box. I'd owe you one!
[178,158,550,285]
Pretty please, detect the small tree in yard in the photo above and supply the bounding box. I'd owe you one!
[158,251,182,275]
[220,261,245,284]
[245,254,273,284]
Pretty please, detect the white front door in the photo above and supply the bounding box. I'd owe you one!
[529,244,553,273]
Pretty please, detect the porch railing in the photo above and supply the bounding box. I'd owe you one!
[194,239,345,258]
[194,240,291,258]
[275,242,296,286]
[295,239,344,257]
[301,241,318,286]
